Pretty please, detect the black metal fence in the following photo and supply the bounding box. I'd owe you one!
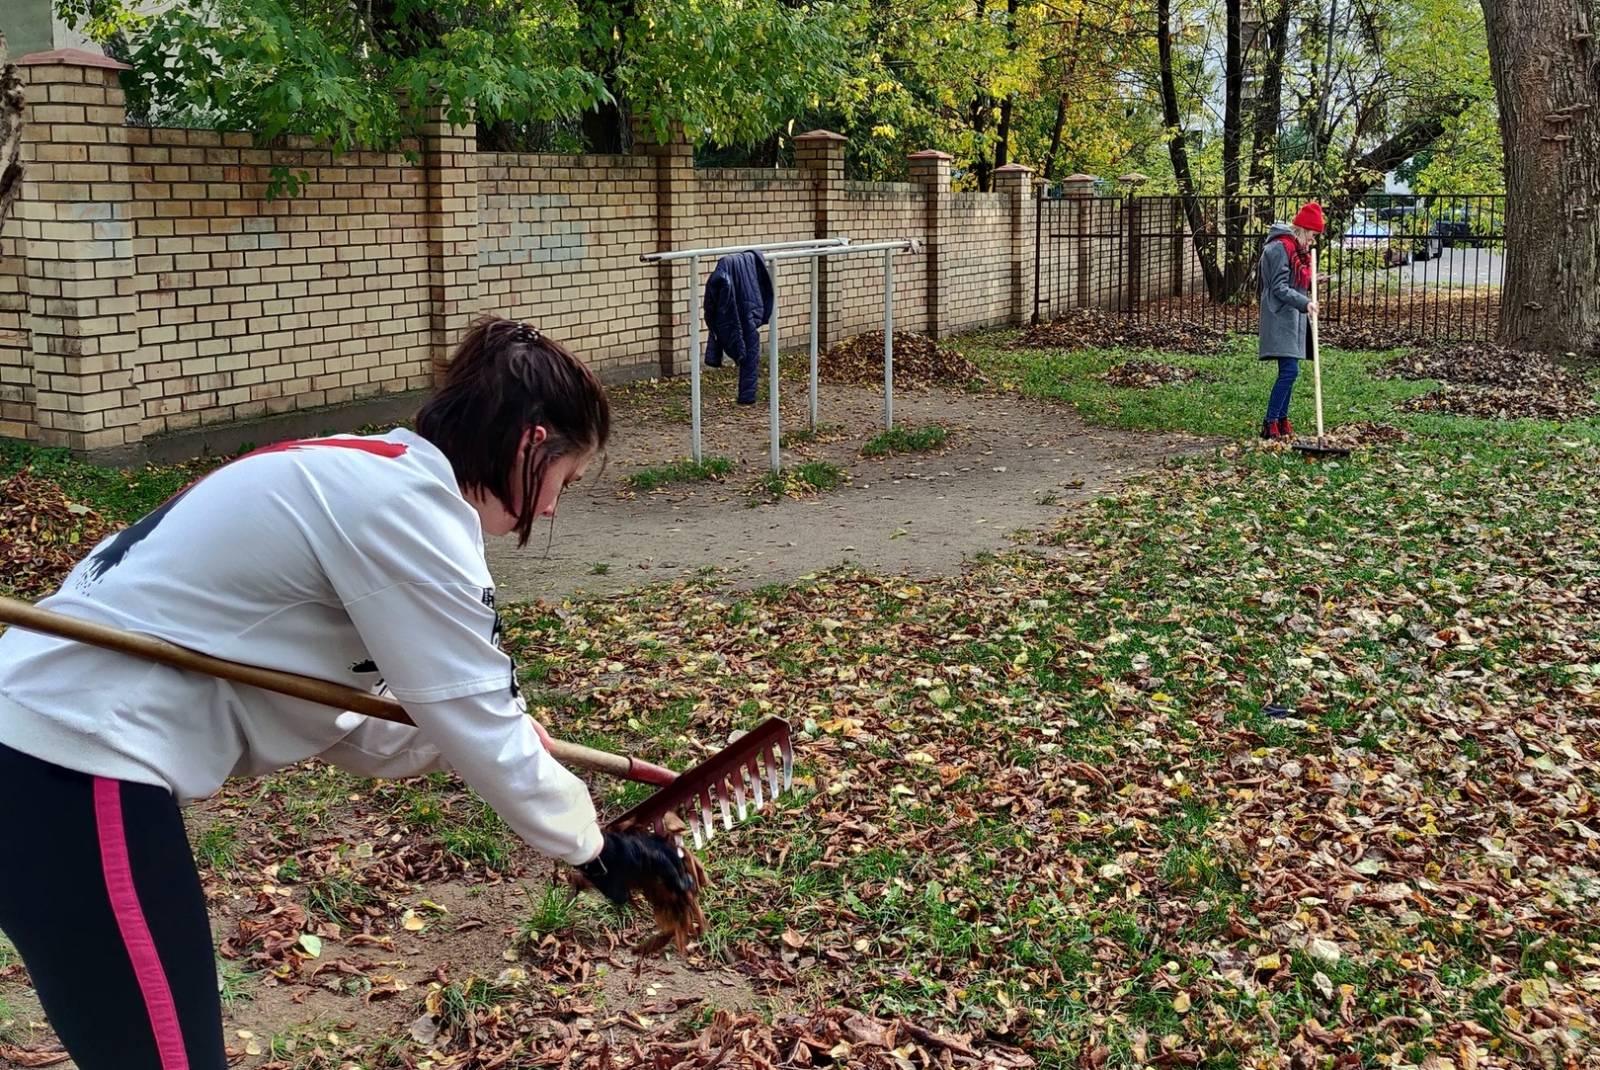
[1035,192,1506,342]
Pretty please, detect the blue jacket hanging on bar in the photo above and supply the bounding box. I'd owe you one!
[704,250,774,405]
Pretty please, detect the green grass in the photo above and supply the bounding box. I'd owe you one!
[758,460,845,499]
[0,439,225,523]
[625,456,734,491]
[435,978,516,1032]
[304,870,381,924]
[194,821,241,871]
[963,333,1438,438]
[439,797,514,871]
[218,960,255,1012]
[519,885,585,943]
[861,424,949,457]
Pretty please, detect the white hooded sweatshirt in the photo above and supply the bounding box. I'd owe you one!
[0,429,602,865]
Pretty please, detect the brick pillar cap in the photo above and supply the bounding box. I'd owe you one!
[1064,173,1097,182]
[908,150,954,161]
[16,48,130,70]
[1118,171,1150,185]
[994,163,1034,174]
[794,130,846,142]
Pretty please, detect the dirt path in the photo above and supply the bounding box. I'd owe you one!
[490,369,1208,602]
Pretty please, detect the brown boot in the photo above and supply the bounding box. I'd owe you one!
[1261,419,1278,440]
[1280,417,1295,439]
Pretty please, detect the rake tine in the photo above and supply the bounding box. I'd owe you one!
[764,742,782,799]
[716,775,734,832]
[747,754,766,810]
[697,785,718,845]
[608,718,793,847]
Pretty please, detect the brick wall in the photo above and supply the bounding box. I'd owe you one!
[0,220,32,439]
[946,191,1013,330]
[128,130,434,438]
[478,152,659,377]
[7,52,1060,461]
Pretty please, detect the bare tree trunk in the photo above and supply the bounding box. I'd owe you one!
[992,0,1022,175]
[1247,0,1294,195]
[1042,93,1067,180]
[0,31,23,226]
[1158,0,1223,298]
[1221,0,1250,298]
[1481,0,1600,356]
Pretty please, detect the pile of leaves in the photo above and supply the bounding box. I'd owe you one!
[1383,342,1598,420]
[0,469,113,599]
[1266,422,1412,451]
[1100,360,1209,389]
[820,331,985,387]
[1015,308,1232,355]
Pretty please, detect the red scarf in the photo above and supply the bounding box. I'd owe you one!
[1274,234,1312,291]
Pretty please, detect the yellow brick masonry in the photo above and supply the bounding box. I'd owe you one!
[8,51,1051,460]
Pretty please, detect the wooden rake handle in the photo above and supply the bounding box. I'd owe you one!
[0,596,678,787]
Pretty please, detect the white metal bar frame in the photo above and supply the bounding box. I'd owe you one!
[760,239,920,471]
[641,237,846,263]
[647,238,847,461]
[808,257,820,431]
[767,254,782,473]
[765,239,919,445]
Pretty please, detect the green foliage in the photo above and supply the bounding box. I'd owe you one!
[58,0,845,184]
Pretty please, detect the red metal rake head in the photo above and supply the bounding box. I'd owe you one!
[609,718,794,850]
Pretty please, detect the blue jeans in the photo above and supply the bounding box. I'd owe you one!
[1265,358,1299,421]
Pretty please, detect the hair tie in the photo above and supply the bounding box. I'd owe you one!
[511,323,542,345]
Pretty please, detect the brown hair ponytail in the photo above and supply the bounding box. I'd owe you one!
[416,317,610,546]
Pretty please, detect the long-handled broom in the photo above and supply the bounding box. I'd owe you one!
[1292,247,1351,460]
[0,596,793,847]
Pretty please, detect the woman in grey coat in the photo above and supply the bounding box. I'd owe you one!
[1259,202,1323,439]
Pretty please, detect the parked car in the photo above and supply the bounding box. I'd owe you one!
[1341,220,1413,267]
[1431,209,1477,249]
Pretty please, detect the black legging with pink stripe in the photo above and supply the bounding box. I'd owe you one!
[0,742,226,1070]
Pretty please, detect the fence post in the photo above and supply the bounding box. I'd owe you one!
[15,49,145,463]
[794,130,846,347]
[1126,196,1143,314]
[993,163,1033,328]
[422,108,481,386]
[908,149,952,339]
[1063,174,1095,310]
[1171,198,1185,297]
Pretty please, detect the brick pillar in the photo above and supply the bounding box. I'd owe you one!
[640,122,695,377]
[16,49,143,462]
[908,149,952,339]
[1063,173,1096,310]
[794,130,846,345]
[993,163,1034,327]
[422,110,480,384]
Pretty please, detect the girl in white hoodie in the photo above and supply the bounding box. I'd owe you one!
[0,316,690,1070]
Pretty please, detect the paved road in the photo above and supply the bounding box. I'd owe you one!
[1400,246,1503,286]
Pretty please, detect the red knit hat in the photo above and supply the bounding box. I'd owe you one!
[1292,202,1325,233]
